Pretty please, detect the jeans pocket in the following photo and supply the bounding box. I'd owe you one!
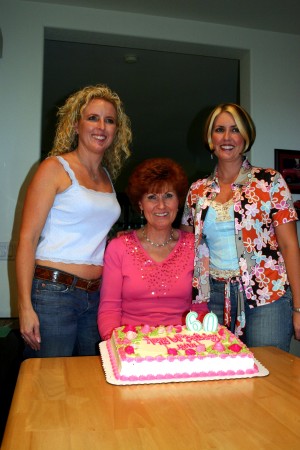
[33,278,70,294]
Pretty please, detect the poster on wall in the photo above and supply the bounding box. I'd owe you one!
[275,149,300,194]
[275,149,300,219]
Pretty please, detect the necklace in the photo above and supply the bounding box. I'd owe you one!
[142,227,174,247]
[89,171,100,181]
[76,151,100,181]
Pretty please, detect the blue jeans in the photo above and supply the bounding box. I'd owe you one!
[24,277,101,358]
[208,277,293,351]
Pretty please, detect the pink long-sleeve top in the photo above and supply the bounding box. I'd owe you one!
[98,230,208,340]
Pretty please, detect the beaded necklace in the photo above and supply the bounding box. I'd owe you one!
[142,227,174,247]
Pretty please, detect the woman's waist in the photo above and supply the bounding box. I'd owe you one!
[35,260,103,279]
[210,267,240,281]
[121,299,192,319]
[36,235,107,267]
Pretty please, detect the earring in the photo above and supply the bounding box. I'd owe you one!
[211,152,214,160]
[140,208,145,227]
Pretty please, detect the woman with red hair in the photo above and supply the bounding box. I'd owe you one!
[98,157,208,340]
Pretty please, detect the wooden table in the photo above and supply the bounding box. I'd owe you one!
[1,347,300,450]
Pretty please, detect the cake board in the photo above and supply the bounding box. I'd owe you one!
[99,341,269,386]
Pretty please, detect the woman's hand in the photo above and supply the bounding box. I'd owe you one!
[19,305,41,351]
[293,312,300,340]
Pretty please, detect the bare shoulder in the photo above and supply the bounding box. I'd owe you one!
[38,155,64,172]
[26,156,70,195]
[179,229,194,245]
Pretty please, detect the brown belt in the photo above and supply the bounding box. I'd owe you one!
[34,265,101,292]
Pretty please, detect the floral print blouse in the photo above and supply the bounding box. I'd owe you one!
[181,158,298,308]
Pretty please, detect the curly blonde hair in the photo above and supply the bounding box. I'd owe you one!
[49,84,132,180]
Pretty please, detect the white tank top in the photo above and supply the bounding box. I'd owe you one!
[35,156,121,265]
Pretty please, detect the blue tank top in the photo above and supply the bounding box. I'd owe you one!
[203,200,239,272]
[36,156,121,265]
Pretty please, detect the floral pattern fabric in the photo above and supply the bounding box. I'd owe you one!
[181,158,298,308]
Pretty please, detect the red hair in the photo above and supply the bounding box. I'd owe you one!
[126,158,189,210]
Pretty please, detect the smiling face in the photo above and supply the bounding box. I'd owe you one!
[139,186,179,231]
[211,111,246,163]
[75,98,117,155]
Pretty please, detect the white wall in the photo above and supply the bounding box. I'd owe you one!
[1,1,300,351]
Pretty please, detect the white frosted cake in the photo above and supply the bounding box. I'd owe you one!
[105,312,259,382]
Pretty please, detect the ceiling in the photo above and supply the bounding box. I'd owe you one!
[34,0,299,192]
[26,0,300,36]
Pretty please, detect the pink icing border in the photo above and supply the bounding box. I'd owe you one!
[106,340,259,382]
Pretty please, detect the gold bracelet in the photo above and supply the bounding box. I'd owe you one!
[292,307,300,313]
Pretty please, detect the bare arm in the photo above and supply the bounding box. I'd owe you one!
[16,158,65,350]
[275,221,300,340]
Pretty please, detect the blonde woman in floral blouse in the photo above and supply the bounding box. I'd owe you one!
[181,103,300,351]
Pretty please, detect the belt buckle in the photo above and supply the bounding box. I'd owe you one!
[52,270,60,282]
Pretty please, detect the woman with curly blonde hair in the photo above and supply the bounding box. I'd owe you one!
[50,84,131,180]
[16,84,132,358]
